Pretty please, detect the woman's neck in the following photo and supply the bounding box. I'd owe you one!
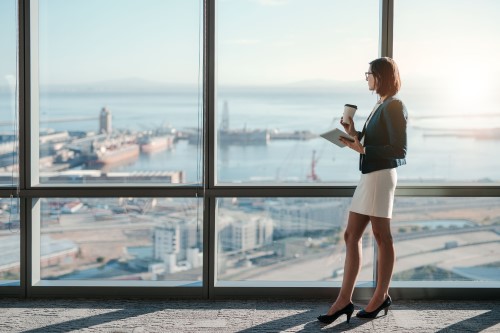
[379,95,389,103]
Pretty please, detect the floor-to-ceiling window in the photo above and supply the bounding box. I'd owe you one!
[27,0,205,294]
[1,0,499,298]
[213,0,381,291]
[391,0,500,285]
[0,0,20,288]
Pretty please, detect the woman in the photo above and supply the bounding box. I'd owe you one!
[318,57,407,324]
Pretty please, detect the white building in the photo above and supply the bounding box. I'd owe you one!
[153,222,180,262]
[152,218,203,275]
[266,198,349,236]
[218,209,274,252]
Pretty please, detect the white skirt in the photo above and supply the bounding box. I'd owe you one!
[350,168,397,218]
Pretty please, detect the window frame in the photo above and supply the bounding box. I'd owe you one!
[0,0,498,300]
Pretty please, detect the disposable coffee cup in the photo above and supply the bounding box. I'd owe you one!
[342,104,357,124]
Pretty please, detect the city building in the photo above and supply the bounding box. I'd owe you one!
[218,209,273,252]
[99,107,112,134]
[266,198,349,237]
[152,218,203,275]
[153,222,180,261]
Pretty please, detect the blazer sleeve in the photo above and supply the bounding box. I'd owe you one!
[364,100,407,159]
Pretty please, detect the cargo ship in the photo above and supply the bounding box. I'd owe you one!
[139,134,174,153]
[218,129,270,146]
[217,100,270,145]
[86,143,140,167]
[269,130,317,140]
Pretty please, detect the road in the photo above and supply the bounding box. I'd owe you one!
[221,229,499,282]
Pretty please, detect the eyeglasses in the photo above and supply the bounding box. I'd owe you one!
[365,72,373,79]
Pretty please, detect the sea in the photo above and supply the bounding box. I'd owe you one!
[1,87,500,184]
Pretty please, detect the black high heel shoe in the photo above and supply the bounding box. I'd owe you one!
[317,302,354,324]
[356,296,392,319]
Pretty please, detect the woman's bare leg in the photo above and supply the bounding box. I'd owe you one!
[365,216,395,311]
[327,211,370,315]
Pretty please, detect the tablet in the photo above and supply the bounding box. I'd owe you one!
[320,128,355,148]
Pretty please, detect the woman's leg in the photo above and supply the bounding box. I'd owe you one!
[365,216,395,311]
[327,211,370,315]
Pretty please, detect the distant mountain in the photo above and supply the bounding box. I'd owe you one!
[34,77,370,94]
[217,79,367,95]
[284,79,363,88]
[40,77,198,93]
[87,77,171,88]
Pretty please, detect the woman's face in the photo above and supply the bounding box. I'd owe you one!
[366,66,376,91]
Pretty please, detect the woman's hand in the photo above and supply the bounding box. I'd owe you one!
[340,117,357,137]
[339,135,365,154]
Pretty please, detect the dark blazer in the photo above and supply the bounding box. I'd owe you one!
[356,97,408,174]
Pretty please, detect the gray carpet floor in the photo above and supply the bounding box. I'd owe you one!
[0,298,499,332]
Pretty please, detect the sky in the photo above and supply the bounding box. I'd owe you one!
[0,0,378,86]
[0,0,17,89]
[1,0,500,92]
[393,0,500,114]
[217,0,379,85]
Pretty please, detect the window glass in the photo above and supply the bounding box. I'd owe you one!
[392,197,500,281]
[0,0,18,186]
[217,0,379,184]
[36,0,203,185]
[38,197,203,284]
[0,197,20,286]
[216,197,374,283]
[394,0,500,183]
[216,196,500,284]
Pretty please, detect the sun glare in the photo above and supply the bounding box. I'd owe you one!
[445,69,492,114]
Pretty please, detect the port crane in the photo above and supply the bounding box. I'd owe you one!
[307,150,320,181]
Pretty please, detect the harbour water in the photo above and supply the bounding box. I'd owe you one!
[1,88,500,183]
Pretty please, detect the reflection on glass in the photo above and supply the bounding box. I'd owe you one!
[0,198,20,285]
[217,1,379,184]
[394,0,500,182]
[0,0,18,186]
[36,0,203,185]
[216,198,374,282]
[392,197,500,281]
[39,197,203,283]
